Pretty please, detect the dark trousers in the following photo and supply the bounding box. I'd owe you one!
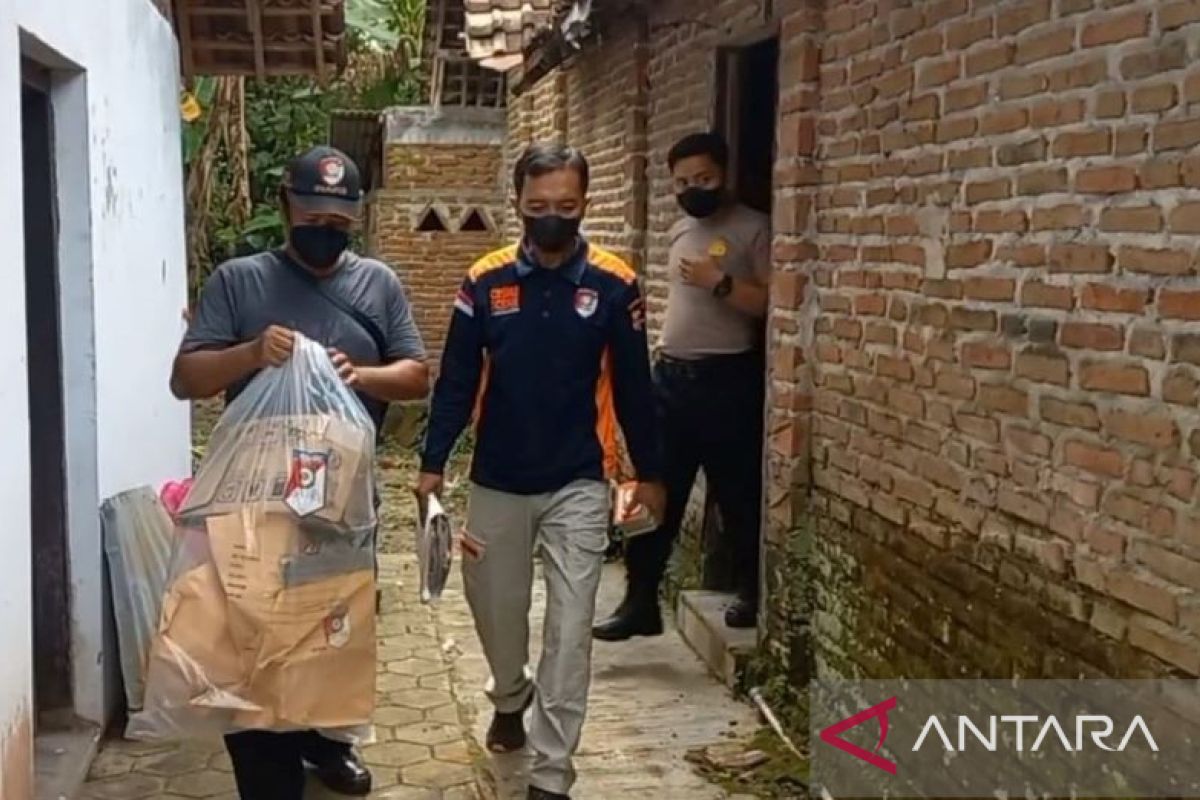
[625,351,765,601]
[225,729,350,799]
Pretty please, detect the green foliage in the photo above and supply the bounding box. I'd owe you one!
[185,0,426,286]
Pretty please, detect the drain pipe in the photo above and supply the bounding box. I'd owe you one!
[748,687,804,761]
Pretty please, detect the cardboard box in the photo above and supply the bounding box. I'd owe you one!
[138,512,376,735]
[181,414,374,528]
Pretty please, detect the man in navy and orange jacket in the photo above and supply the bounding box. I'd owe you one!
[415,144,664,800]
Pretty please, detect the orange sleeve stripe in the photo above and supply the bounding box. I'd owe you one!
[594,348,620,480]
[467,244,520,282]
[587,245,637,284]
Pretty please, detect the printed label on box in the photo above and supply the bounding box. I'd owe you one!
[285,449,330,517]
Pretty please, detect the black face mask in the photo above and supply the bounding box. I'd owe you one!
[291,225,350,270]
[677,186,725,219]
[523,214,581,254]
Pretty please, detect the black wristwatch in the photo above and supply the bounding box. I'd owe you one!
[712,273,734,298]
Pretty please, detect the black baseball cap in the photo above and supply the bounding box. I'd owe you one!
[282,145,363,219]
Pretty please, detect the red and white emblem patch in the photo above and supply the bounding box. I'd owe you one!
[575,288,599,319]
[319,156,345,186]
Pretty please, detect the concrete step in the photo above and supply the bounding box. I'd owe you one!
[35,720,101,800]
[675,590,757,688]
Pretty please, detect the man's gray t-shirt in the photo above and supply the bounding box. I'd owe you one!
[181,249,426,430]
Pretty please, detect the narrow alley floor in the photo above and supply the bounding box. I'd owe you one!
[78,442,761,799]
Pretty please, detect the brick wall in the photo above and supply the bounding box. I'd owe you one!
[371,141,504,369]
[505,0,1200,681]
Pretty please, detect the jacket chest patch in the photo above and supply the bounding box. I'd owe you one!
[490,285,521,316]
[574,288,599,319]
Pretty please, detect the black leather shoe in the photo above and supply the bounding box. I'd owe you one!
[592,586,664,642]
[309,749,372,796]
[724,596,757,629]
[487,692,533,753]
[528,786,570,800]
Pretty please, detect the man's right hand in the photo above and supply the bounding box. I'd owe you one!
[254,325,295,368]
[414,472,444,501]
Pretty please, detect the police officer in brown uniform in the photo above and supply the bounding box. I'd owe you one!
[594,132,771,639]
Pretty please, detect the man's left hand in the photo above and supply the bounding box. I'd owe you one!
[329,348,359,388]
[680,256,724,291]
[632,481,667,525]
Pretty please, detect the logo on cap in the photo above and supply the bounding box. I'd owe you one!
[319,156,346,186]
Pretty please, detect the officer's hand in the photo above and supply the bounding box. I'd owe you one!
[633,481,667,525]
[414,472,444,501]
[254,325,295,368]
[328,348,359,387]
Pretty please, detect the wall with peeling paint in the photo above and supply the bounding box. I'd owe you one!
[0,0,190,768]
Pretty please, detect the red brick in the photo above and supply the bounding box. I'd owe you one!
[966,178,1012,204]
[918,56,961,89]
[1119,246,1195,277]
[1021,280,1073,310]
[980,383,1028,415]
[1017,167,1069,196]
[1109,572,1178,624]
[1161,0,1200,30]
[1160,290,1200,320]
[975,210,1028,234]
[962,277,1015,302]
[1016,27,1075,65]
[1187,70,1200,103]
[904,30,945,62]
[1094,90,1126,119]
[1016,348,1070,386]
[1130,328,1166,360]
[980,107,1028,136]
[963,342,1012,370]
[1081,10,1150,47]
[997,0,1052,36]
[1061,322,1125,352]
[1169,202,1200,234]
[936,116,978,144]
[1080,282,1148,313]
[1064,439,1124,477]
[1104,410,1179,449]
[1030,98,1086,129]
[1041,396,1100,430]
[1080,361,1150,396]
[1076,165,1137,194]
[1031,205,1087,231]
[1132,83,1179,114]
[965,42,1015,76]
[1053,129,1112,158]
[1118,127,1148,158]
[1140,159,1182,189]
[1099,206,1163,233]
[1156,118,1200,152]
[945,82,988,114]
[1164,368,1200,405]
[1049,243,1113,274]
[947,16,993,49]
[946,241,993,270]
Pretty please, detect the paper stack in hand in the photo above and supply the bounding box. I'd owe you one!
[613,481,658,538]
[417,494,453,604]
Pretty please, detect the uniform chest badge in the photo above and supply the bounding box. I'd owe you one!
[490,285,521,316]
[708,239,729,258]
[575,288,599,319]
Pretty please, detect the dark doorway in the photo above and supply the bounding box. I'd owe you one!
[697,36,779,596]
[716,36,779,216]
[22,65,73,727]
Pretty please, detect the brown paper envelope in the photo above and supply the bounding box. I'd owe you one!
[234,569,376,730]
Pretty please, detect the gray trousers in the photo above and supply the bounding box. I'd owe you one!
[463,479,611,795]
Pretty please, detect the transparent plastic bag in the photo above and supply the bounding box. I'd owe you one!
[128,334,378,742]
[101,486,175,714]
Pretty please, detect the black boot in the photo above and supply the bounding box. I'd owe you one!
[592,580,664,642]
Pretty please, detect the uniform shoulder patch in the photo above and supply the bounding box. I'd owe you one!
[468,245,519,281]
[587,245,636,284]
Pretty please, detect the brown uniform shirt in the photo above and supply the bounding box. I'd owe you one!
[659,203,772,359]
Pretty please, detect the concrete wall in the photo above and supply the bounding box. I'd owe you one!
[0,0,190,782]
[507,0,1200,683]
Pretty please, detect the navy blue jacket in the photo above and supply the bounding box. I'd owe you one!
[420,240,661,495]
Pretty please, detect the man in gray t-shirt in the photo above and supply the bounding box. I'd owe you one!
[171,146,429,800]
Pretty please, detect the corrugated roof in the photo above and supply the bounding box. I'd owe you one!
[462,0,557,70]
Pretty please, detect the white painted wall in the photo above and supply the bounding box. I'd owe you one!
[0,0,190,746]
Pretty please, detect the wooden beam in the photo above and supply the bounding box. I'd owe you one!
[245,0,265,79]
[434,0,448,51]
[312,0,326,84]
[176,0,195,78]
